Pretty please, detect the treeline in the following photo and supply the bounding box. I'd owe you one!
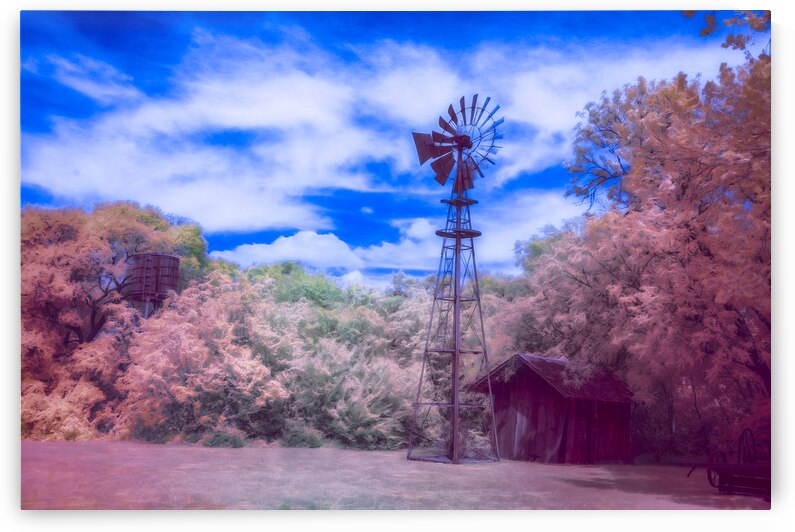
[21,50,769,460]
[21,204,434,448]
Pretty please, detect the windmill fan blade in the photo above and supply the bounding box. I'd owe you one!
[438,116,457,136]
[474,96,491,125]
[454,164,473,193]
[470,157,485,178]
[463,161,474,190]
[484,104,501,124]
[432,144,454,158]
[432,151,454,173]
[460,96,467,126]
[432,130,456,144]
[480,125,503,142]
[431,152,455,186]
[434,166,455,186]
[492,116,505,129]
[470,94,478,124]
[474,149,496,162]
[448,104,458,125]
[412,132,435,165]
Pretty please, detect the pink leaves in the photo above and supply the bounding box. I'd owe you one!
[513,54,770,456]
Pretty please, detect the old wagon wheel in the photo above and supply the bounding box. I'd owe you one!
[738,428,756,464]
[707,451,727,488]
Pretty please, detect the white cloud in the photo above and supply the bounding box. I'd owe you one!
[21,57,40,74]
[210,218,441,272]
[210,230,363,270]
[338,269,367,288]
[23,24,753,273]
[394,218,435,241]
[337,269,400,292]
[355,190,587,276]
[207,187,585,278]
[355,42,464,127]
[356,231,440,271]
[465,39,744,188]
[47,54,144,105]
[477,189,588,274]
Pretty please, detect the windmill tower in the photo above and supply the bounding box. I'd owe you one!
[407,95,503,464]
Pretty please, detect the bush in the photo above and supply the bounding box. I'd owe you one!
[235,398,290,441]
[280,420,324,448]
[130,419,171,444]
[270,265,345,309]
[203,432,246,448]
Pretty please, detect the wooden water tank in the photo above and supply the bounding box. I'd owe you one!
[127,253,180,302]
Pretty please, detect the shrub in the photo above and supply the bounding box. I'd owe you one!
[280,419,324,448]
[203,432,246,448]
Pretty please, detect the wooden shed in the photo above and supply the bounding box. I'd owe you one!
[474,353,633,464]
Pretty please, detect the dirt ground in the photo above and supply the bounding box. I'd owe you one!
[20,440,770,510]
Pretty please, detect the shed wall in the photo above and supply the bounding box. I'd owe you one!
[492,365,631,463]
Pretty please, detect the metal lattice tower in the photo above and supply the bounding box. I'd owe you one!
[407,94,502,464]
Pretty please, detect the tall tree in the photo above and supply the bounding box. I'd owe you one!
[519,52,770,455]
[21,203,204,439]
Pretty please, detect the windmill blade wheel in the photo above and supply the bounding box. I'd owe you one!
[411,95,503,194]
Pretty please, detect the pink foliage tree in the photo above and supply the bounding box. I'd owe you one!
[515,54,770,457]
[115,272,288,442]
[21,204,180,439]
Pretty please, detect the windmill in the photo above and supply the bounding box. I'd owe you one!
[407,95,502,464]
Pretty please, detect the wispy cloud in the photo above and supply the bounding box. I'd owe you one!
[47,54,144,105]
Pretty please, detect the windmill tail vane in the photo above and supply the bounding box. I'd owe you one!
[407,94,503,464]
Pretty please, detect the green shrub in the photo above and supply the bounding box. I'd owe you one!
[298,312,339,343]
[130,424,171,444]
[270,264,345,309]
[183,432,202,444]
[280,420,324,448]
[235,398,290,441]
[203,432,246,448]
[379,295,404,315]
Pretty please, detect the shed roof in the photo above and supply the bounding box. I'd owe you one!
[473,353,633,403]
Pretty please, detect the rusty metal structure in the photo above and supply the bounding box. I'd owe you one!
[703,428,770,498]
[126,253,179,318]
[407,95,503,464]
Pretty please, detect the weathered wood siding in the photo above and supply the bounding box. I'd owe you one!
[492,365,631,463]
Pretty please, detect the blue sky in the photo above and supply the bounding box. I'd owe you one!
[20,10,763,287]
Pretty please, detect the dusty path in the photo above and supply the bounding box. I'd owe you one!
[21,440,769,509]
